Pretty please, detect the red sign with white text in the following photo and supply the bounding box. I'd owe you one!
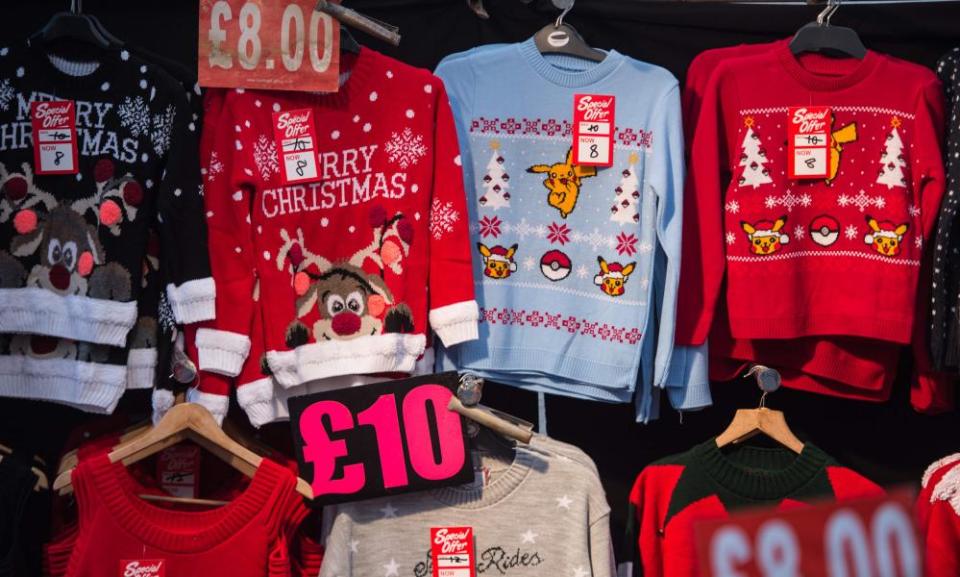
[431,527,476,577]
[787,106,831,180]
[119,559,166,577]
[198,0,340,92]
[695,490,920,577]
[272,107,320,184]
[288,372,472,506]
[30,100,78,175]
[573,94,615,167]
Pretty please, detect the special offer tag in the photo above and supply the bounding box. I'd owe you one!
[156,445,201,499]
[573,94,615,167]
[431,527,476,577]
[787,106,831,180]
[119,559,166,577]
[30,100,78,175]
[272,108,320,184]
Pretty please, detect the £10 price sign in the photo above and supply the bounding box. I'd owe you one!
[199,0,340,92]
[288,372,473,506]
[695,489,921,577]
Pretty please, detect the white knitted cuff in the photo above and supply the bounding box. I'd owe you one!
[151,389,175,425]
[236,377,276,428]
[166,278,216,324]
[429,301,479,346]
[186,388,230,425]
[126,348,158,389]
[196,328,250,377]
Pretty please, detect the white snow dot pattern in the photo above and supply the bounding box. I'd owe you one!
[405,109,414,119]
[411,184,419,193]
[363,123,372,133]
[139,79,148,90]
[321,218,329,227]
[173,188,182,197]
[16,67,24,78]
[273,102,281,112]
[424,84,432,93]
[263,251,271,261]
[331,130,340,140]
[100,82,110,91]
[121,50,130,61]
[369,91,378,101]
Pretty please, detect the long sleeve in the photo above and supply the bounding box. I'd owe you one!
[195,91,256,376]
[426,80,479,346]
[157,89,215,325]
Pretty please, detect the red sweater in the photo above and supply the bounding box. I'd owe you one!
[678,43,945,346]
[918,455,960,577]
[64,455,307,577]
[196,48,477,394]
[626,440,884,577]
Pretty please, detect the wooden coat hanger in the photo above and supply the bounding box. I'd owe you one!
[53,403,313,500]
[715,366,804,454]
[0,443,49,491]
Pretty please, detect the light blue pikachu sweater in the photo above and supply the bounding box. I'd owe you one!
[435,39,711,421]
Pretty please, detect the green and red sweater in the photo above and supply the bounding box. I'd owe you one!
[624,439,883,577]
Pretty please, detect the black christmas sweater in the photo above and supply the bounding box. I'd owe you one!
[930,48,960,371]
[0,40,212,412]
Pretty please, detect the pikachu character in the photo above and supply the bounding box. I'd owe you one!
[864,216,909,257]
[478,242,518,279]
[527,148,597,219]
[741,216,790,255]
[827,120,858,184]
[594,256,635,297]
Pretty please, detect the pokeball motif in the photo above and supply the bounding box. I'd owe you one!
[809,215,840,247]
[540,249,571,282]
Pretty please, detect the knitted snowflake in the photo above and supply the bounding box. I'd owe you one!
[117,96,151,137]
[253,135,280,180]
[150,104,176,156]
[429,199,459,240]
[385,128,427,169]
[0,79,14,112]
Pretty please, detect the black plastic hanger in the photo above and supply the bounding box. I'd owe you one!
[790,0,866,60]
[340,24,360,55]
[30,1,112,49]
[533,2,605,63]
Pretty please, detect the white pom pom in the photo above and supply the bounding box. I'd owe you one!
[594,275,604,286]
[864,234,874,244]
[779,234,790,244]
[509,262,518,272]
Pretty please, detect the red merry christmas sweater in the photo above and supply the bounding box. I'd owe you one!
[625,440,884,577]
[677,43,945,346]
[197,48,477,389]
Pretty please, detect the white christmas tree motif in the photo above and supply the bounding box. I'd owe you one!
[429,199,459,240]
[0,79,14,112]
[385,127,427,169]
[479,140,510,210]
[838,190,886,212]
[207,151,224,181]
[764,190,812,212]
[610,152,640,224]
[252,134,280,180]
[737,117,773,189]
[794,225,806,240]
[725,231,737,245]
[117,95,151,137]
[725,199,740,214]
[876,117,907,189]
[150,104,176,156]
[845,224,859,240]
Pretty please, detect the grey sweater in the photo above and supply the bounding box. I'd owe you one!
[319,437,615,577]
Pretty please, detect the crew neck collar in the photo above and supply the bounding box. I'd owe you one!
[776,42,880,92]
[88,454,289,553]
[517,37,624,88]
[697,439,827,500]
[24,39,118,92]
[309,46,377,107]
[429,449,534,510]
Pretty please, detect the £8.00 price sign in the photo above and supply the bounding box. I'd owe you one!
[199,0,340,92]
[695,490,921,577]
[288,373,474,506]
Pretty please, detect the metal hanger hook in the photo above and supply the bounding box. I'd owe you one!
[759,391,768,409]
[555,1,574,28]
[816,0,836,26]
[71,0,81,15]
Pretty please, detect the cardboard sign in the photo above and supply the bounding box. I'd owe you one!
[198,0,340,92]
[431,527,476,577]
[288,372,472,506]
[788,106,831,180]
[695,490,920,577]
[30,101,78,175]
[573,94,615,167]
[119,560,166,577]
[272,107,320,184]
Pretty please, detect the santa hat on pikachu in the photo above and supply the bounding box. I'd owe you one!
[487,245,517,271]
[594,261,627,286]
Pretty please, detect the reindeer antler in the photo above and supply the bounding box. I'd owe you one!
[0,163,58,223]
[276,227,331,275]
[349,209,413,276]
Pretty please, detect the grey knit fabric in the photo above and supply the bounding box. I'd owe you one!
[320,438,614,577]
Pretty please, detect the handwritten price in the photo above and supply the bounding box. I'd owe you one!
[291,376,472,505]
[199,0,340,92]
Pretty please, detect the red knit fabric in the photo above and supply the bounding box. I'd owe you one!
[196,48,476,400]
[918,456,960,577]
[63,455,307,577]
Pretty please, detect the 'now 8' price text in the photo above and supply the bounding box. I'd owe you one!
[199,0,340,93]
[288,374,474,506]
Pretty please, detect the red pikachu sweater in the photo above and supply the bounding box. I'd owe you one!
[625,440,884,577]
[677,43,945,347]
[196,48,477,391]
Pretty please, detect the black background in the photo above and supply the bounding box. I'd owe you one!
[1,0,960,562]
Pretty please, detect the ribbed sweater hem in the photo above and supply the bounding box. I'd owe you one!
[0,287,137,346]
[0,356,126,413]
